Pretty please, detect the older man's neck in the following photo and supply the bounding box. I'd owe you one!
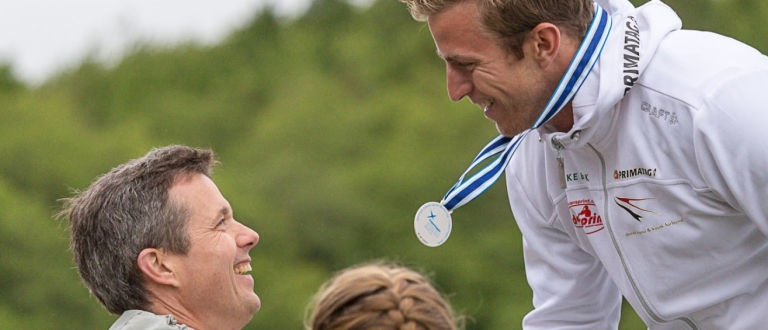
[148,297,200,330]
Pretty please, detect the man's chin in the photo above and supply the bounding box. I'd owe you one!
[495,124,524,138]
[238,289,261,314]
[248,294,261,314]
[250,304,261,315]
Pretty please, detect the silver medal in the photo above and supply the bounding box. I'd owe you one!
[414,202,452,247]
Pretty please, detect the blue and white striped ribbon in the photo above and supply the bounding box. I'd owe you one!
[441,4,612,212]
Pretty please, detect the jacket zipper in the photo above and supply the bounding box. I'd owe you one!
[587,143,698,329]
[551,137,567,189]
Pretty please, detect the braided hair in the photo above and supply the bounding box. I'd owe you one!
[306,262,461,330]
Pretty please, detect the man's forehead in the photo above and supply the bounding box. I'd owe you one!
[195,199,232,222]
[168,173,231,219]
[428,0,495,60]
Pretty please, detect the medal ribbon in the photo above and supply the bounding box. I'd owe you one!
[441,4,612,212]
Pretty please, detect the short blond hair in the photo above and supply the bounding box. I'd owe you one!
[400,0,593,58]
[305,262,461,330]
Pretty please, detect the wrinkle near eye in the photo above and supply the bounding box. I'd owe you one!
[189,228,211,240]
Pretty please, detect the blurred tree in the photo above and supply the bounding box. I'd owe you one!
[0,64,23,92]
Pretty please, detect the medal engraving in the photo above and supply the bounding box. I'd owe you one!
[414,202,452,247]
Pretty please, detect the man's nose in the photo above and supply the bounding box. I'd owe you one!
[446,66,472,102]
[235,220,259,249]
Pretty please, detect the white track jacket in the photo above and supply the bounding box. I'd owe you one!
[505,0,768,329]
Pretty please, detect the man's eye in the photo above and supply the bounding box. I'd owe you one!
[457,62,475,70]
[217,219,226,227]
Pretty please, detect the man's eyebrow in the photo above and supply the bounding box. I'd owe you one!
[436,50,456,61]
[208,206,231,227]
[218,206,231,219]
[436,49,446,60]
[437,51,472,63]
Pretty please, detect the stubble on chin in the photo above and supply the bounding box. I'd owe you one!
[494,113,537,137]
[495,123,527,138]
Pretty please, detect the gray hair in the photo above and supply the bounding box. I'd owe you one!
[60,145,218,314]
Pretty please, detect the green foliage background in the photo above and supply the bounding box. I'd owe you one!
[1,0,766,328]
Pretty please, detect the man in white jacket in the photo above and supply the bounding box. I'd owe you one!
[400,0,768,328]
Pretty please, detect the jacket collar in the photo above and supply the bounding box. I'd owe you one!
[539,0,681,151]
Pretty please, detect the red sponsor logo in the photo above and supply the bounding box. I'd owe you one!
[614,197,658,222]
[568,199,604,234]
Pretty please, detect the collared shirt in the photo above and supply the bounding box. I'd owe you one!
[109,310,191,330]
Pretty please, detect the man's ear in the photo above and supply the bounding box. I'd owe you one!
[137,248,180,287]
[526,23,561,69]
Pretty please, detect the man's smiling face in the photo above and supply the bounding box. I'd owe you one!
[167,173,260,329]
[428,0,556,137]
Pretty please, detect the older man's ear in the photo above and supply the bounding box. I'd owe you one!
[138,248,180,287]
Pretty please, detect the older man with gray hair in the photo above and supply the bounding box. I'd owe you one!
[61,145,260,330]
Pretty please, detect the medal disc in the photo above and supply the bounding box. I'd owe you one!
[414,202,452,247]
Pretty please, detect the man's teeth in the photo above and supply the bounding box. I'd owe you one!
[234,263,252,275]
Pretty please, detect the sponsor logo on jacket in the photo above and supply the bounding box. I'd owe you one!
[623,15,640,95]
[625,219,684,237]
[568,199,604,234]
[566,172,589,183]
[614,167,657,180]
[641,102,679,125]
[614,197,658,222]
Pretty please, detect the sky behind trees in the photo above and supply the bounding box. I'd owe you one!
[0,0,317,84]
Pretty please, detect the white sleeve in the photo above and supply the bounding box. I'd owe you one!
[694,68,768,238]
[507,173,622,330]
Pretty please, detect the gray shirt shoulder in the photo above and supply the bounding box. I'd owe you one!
[109,310,191,330]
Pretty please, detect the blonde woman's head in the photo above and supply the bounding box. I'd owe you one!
[306,262,461,330]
